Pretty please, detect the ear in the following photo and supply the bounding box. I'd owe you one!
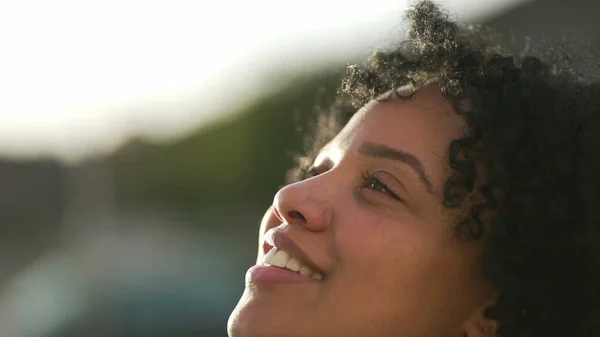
[463,300,498,337]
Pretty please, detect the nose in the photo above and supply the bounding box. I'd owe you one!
[272,179,332,232]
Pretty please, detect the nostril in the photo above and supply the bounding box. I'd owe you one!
[288,211,306,221]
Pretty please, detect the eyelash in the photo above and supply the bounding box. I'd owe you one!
[361,170,401,201]
[300,166,400,201]
[300,166,320,180]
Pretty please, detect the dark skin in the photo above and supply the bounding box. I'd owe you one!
[230,0,600,334]
[228,85,497,337]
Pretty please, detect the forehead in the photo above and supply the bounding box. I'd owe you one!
[325,86,466,191]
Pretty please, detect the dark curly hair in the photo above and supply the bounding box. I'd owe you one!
[286,1,600,337]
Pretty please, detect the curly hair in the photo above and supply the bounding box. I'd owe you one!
[286,1,600,337]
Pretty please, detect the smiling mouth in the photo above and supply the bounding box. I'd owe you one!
[261,247,324,280]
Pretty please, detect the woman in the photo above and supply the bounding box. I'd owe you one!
[228,1,600,337]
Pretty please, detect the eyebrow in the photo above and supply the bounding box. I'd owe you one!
[358,142,433,192]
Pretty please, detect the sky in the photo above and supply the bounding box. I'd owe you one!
[0,0,530,162]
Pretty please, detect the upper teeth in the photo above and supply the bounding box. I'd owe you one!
[262,248,324,280]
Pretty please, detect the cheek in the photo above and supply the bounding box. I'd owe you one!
[256,206,279,262]
[333,208,435,303]
[327,211,442,330]
[258,206,275,237]
[335,208,430,274]
[331,210,483,333]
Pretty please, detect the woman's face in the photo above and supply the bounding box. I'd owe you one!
[228,86,496,337]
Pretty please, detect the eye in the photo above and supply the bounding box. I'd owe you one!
[299,166,318,180]
[295,163,326,181]
[361,171,401,201]
[305,164,328,178]
[296,156,335,180]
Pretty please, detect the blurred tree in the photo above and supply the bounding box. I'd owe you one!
[109,70,343,220]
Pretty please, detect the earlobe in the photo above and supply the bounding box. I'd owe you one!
[463,302,498,337]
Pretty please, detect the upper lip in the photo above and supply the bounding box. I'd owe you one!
[263,230,325,275]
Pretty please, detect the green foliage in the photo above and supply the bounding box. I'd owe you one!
[110,71,342,216]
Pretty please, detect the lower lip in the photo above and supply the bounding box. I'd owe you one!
[246,265,319,284]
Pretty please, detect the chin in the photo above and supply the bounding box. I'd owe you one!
[228,288,280,337]
[228,288,312,337]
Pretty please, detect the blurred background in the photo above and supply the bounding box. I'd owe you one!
[0,0,597,336]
